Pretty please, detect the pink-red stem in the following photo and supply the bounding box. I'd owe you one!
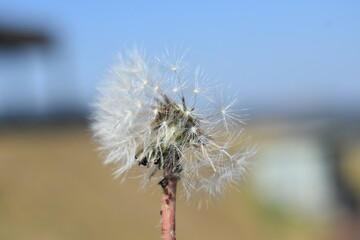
[161,177,177,240]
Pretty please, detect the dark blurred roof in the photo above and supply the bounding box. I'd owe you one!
[0,27,51,48]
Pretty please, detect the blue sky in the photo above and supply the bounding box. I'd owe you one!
[1,0,359,115]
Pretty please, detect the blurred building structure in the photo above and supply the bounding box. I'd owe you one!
[250,114,360,239]
[0,24,85,126]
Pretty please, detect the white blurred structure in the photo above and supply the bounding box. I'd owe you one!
[250,117,360,221]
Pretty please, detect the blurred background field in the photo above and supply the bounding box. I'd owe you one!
[1,124,359,240]
[1,1,360,240]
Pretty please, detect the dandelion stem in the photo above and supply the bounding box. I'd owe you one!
[160,175,177,240]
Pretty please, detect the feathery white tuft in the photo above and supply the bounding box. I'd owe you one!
[91,47,254,199]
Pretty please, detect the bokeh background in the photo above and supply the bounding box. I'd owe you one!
[1,1,359,240]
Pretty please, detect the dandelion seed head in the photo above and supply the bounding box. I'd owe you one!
[91,46,254,200]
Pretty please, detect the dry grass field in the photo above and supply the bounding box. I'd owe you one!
[0,126,336,240]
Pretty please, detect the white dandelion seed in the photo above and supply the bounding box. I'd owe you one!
[91,47,254,201]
